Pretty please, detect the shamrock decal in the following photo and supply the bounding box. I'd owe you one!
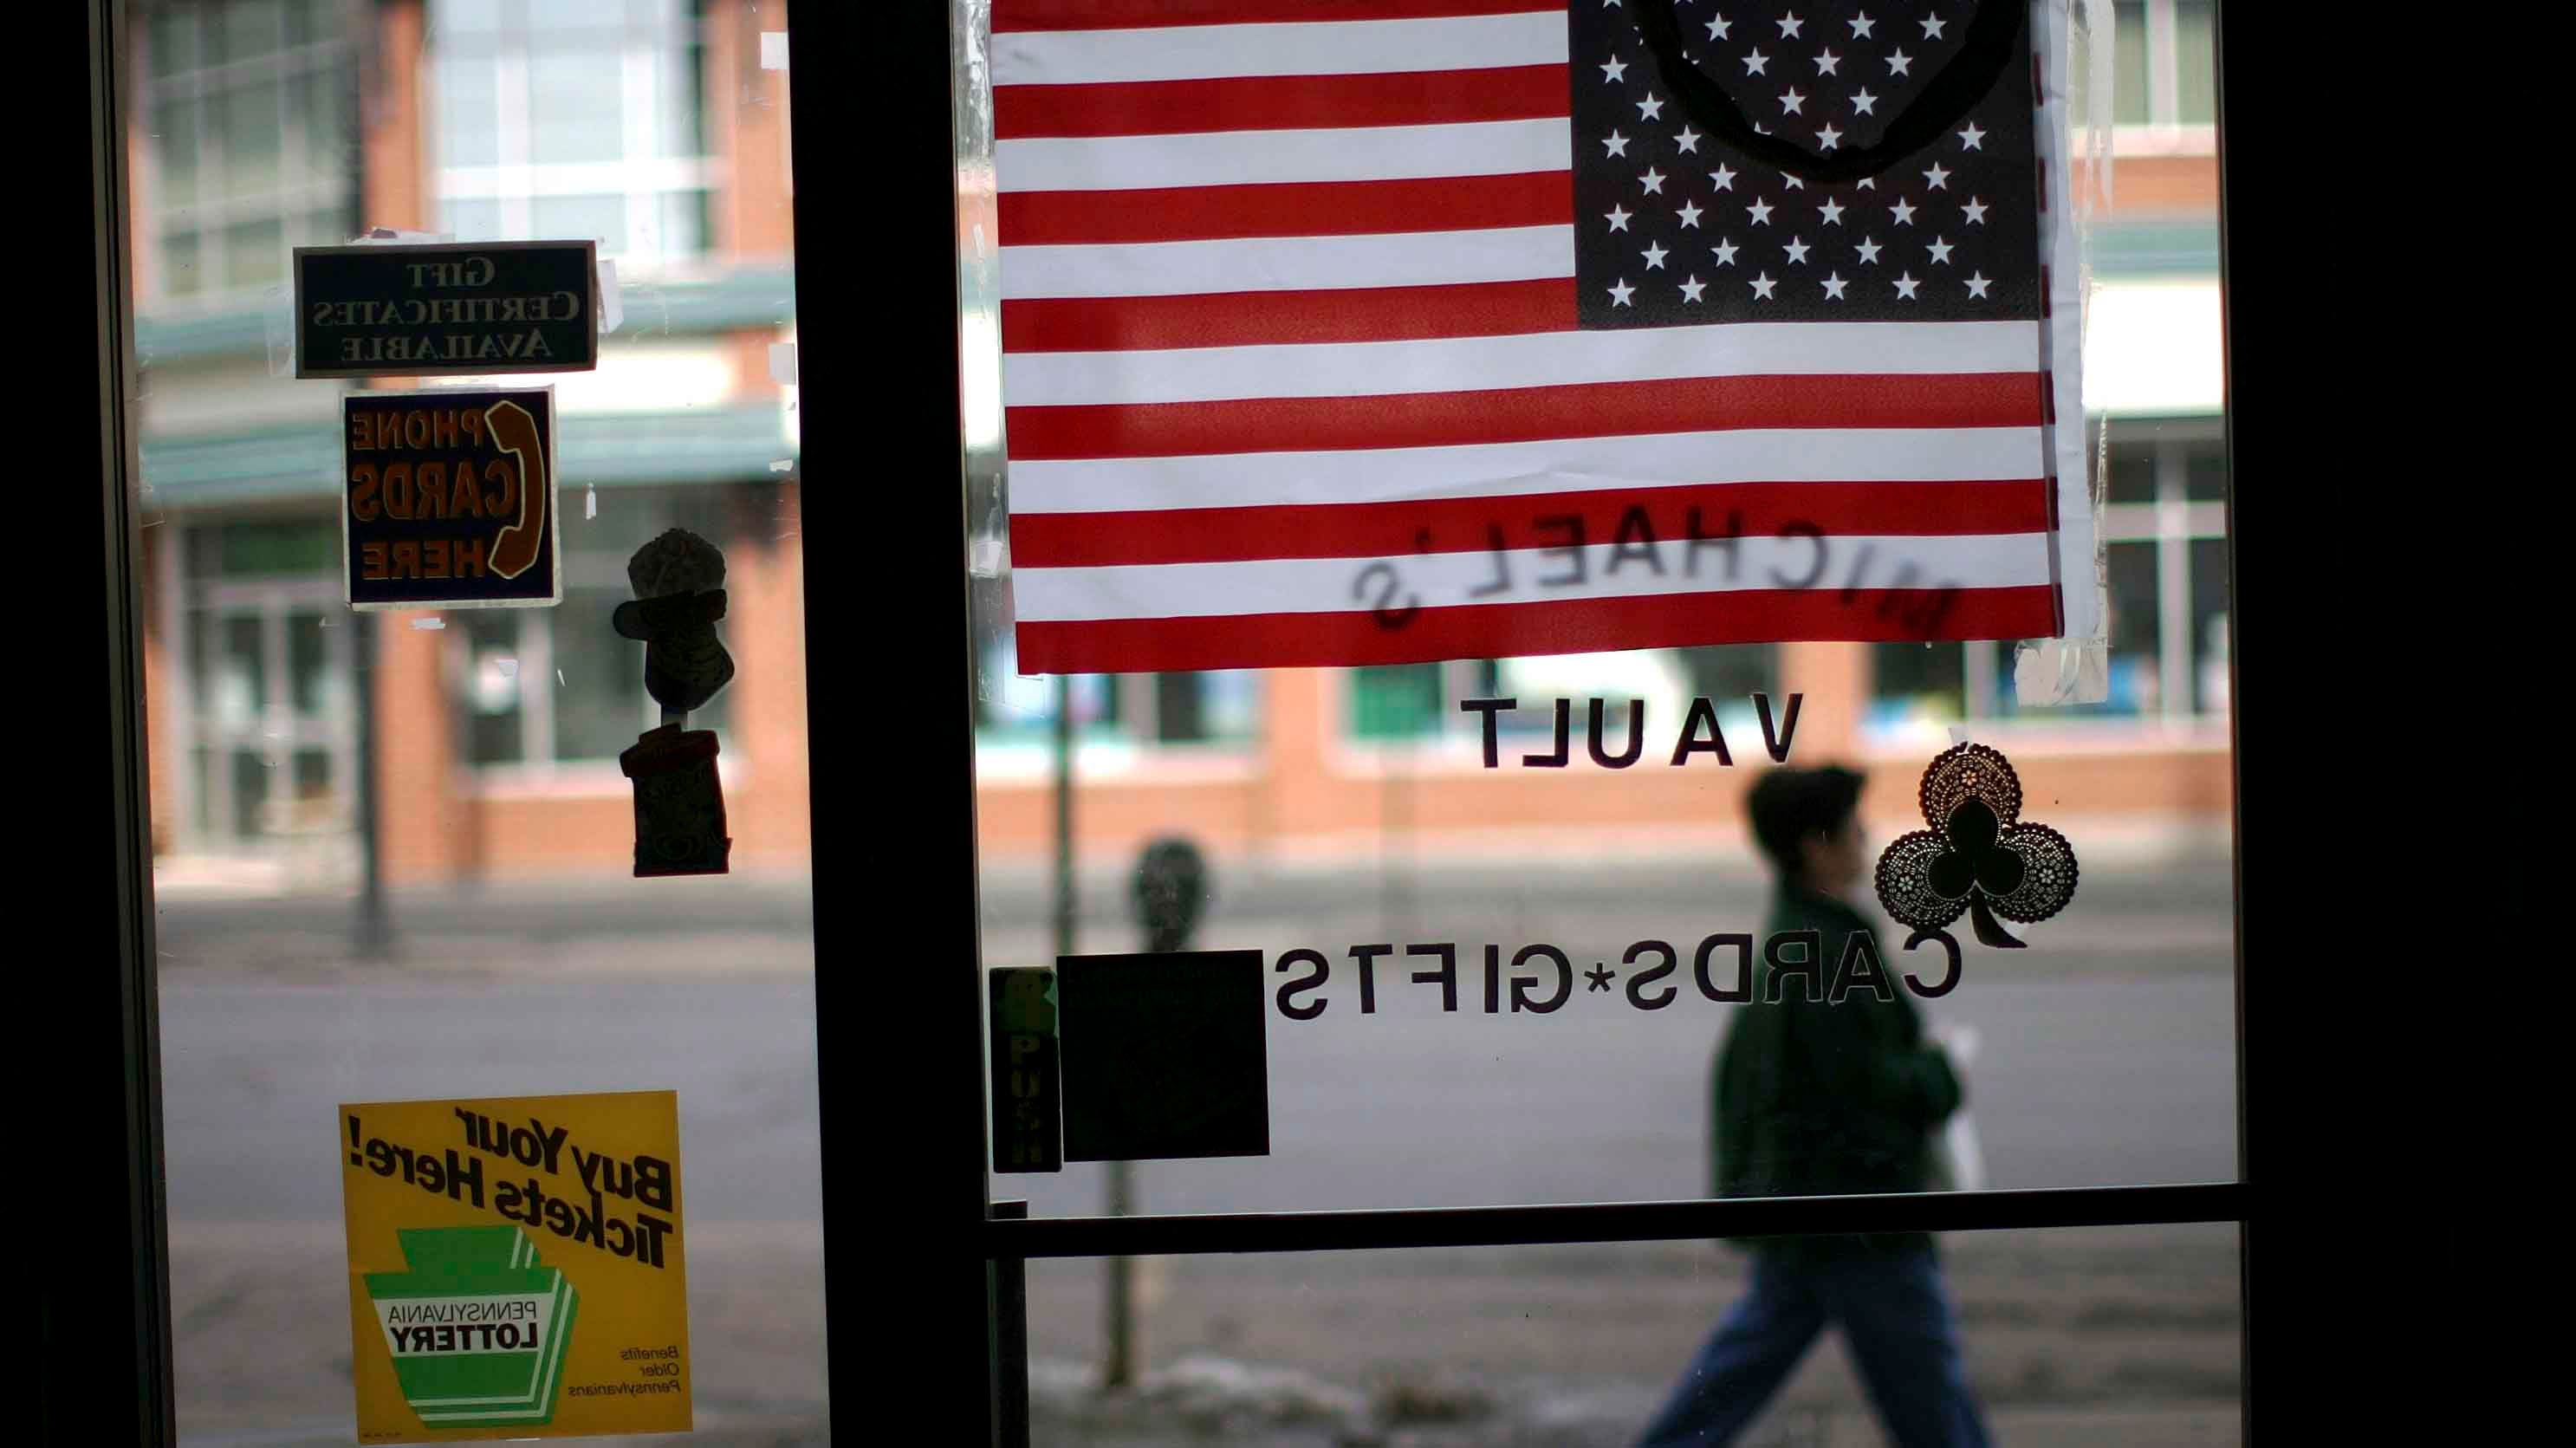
[1874,743,2079,950]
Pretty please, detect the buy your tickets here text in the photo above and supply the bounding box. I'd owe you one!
[347,1107,677,1268]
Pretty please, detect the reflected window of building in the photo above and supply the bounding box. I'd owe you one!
[2069,1,2216,136]
[175,514,354,847]
[427,0,711,266]
[145,0,358,302]
[1869,427,2229,737]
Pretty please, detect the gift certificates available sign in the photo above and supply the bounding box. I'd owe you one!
[295,240,599,378]
[341,388,560,610]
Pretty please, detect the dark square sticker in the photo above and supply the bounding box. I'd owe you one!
[1059,951,1270,1163]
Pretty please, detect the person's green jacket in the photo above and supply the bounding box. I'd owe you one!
[1713,886,1963,1260]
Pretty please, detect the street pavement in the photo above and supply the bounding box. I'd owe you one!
[152,846,2241,1443]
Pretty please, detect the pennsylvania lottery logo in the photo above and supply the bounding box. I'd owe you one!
[364,1225,580,1429]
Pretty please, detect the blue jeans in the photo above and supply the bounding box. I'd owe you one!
[1637,1247,1991,1448]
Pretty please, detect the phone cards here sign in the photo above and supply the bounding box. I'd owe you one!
[342,388,560,610]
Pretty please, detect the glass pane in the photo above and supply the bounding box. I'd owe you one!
[2114,1,2151,126]
[460,608,528,766]
[2174,0,2219,125]
[2190,538,2230,716]
[156,99,199,211]
[214,615,264,729]
[2185,440,2228,502]
[2104,541,2159,715]
[529,42,626,165]
[161,229,202,298]
[432,49,500,168]
[531,192,628,250]
[286,608,333,717]
[222,218,287,289]
[2104,439,2157,505]
[135,0,820,1438]
[439,195,505,242]
[214,1,284,69]
[1023,1225,2242,1445]
[217,81,283,198]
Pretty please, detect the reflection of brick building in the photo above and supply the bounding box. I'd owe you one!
[134,1,2222,886]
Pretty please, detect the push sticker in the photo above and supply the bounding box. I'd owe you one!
[342,1090,691,1443]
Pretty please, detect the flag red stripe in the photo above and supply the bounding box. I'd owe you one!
[1011,480,2053,567]
[1016,587,2060,672]
[996,66,1569,140]
[1001,277,1576,352]
[1007,373,2047,460]
[993,0,1565,33]
[998,172,1574,245]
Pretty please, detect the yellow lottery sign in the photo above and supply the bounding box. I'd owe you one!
[340,1090,691,1442]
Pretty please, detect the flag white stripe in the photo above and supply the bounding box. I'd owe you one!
[998,224,1574,299]
[1008,427,2051,514]
[990,12,1568,87]
[1003,321,2042,406]
[996,118,1570,193]
[1014,534,2054,621]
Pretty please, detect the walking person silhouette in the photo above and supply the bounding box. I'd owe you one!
[1638,766,1989,1447]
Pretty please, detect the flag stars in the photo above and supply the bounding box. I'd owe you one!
[1959,122,1986,151]
[1638,93,1665,120]
[1642,240,1670,269]
[1853,88,1879,114]
[1675,125,1703,153]
[1822,272,1849,300]
[1604,130,1631,157]
[1600,55,1628,82]
[1747,198,1775,224]
[1711,237,1740,265]
[1855,236,1883,263]
[1894,271,1921,299]
[1677,199,1704,227]
[1781,88,1806,114]
[1750,272,1778,299]
[1965,272,1993,299]
[1743,49,1769,75]
[1815,49,1840,75]
[1891,198,1917,224]
[1680,274,1708,302]
[1963,197,1989,224]
[1640,166,1667,194]
[1924,163,1951,189]
[1888,49,1913,75]
[1710,163,1738,190]
[1777,14,1803,38]
[1783,236,1811,263]
[1605,204,1633,232]
[1850,12,1875,38]
[1922,14,1948,39]
[1819,198,1845,224]
[1705,14,1730,41]
[1607,277,1636,307]
[1781,172,1807,189]
[1817,124,1842,150]
[1926,236,1955,263]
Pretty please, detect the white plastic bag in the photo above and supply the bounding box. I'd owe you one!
[1928,1025,1988,1193]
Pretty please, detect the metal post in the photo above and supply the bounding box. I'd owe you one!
[991,1200,1031,1448]
[351,610,393,959]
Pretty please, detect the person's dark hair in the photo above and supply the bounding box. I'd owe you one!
[1132,836,1210,950]
[1745,766,1865,882]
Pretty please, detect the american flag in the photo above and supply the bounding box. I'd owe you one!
[993,0,2071,675]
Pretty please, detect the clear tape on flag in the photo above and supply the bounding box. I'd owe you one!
[2017,0,2110,706]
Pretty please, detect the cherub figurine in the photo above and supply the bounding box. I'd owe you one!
[613,529,735,877]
